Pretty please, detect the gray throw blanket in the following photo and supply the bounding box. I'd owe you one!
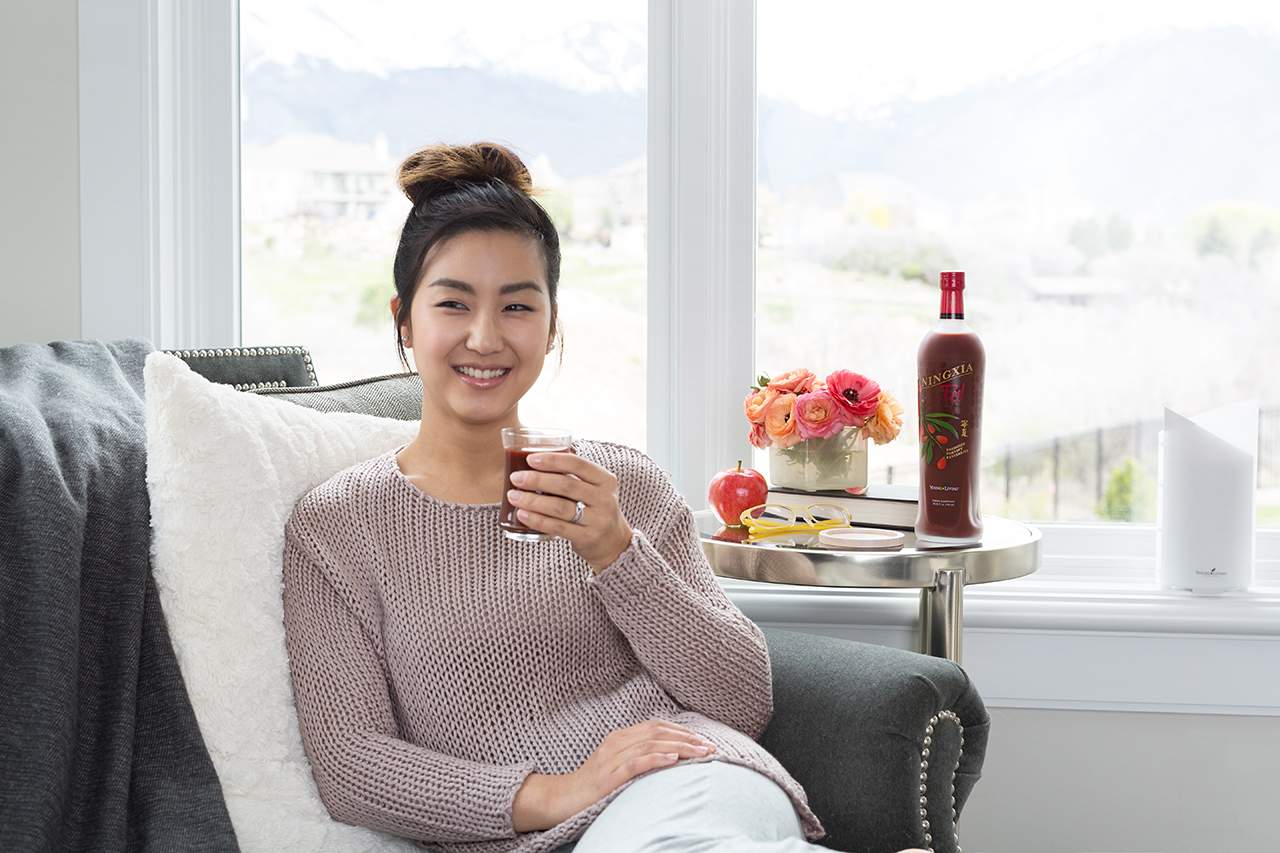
[0,339,239,852]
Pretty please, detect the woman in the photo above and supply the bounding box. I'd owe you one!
[280,142,928,853]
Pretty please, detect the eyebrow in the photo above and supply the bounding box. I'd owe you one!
[428,278,543,296]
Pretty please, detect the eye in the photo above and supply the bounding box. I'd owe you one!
[434,301,533,312]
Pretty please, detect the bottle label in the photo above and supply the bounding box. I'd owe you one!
[919,362,975,477]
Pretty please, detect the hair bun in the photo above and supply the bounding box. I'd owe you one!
[396,141,534,207]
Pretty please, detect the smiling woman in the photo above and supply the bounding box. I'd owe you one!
[387,142,565,504]
[277,141,851,853]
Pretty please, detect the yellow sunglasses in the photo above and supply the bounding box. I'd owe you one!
[737,502,854,540]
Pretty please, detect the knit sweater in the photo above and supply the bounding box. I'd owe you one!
[280,438,827,853]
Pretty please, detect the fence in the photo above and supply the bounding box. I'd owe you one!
[875,409,1280,523]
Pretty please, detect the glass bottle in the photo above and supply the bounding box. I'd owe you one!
[915,270,985,545]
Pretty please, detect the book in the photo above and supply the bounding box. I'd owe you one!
[766,483,919,530]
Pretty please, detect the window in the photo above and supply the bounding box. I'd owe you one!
[756,2,1280,528]
[103,0,1276,586]
[239,1,647,449]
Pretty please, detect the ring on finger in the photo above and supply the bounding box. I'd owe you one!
[570,499,585,524]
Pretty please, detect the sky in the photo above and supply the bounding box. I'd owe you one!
[241,0,1280,116]
[240,0,647,91]
[758,0,1280,116]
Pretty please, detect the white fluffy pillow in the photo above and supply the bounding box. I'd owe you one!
[143,351,420,852]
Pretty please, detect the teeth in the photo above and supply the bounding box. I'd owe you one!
[456,366,509,380]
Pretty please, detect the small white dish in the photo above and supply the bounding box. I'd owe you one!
[818,527,906,551]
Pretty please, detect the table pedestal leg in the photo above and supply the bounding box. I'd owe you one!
[918,567,965,663]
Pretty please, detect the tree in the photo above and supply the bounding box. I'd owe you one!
[1069,217,1105,261]
[1097,457,1156,523]
[1250,228,1278,271]
[1197,216,1233,258]
[1105,215,1133,253]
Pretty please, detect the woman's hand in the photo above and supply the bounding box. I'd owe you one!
[537,720,718,828]
[506,451,635,573]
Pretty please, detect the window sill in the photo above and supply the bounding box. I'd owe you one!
[719,576,1280,716]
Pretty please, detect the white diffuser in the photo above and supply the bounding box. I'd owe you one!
[1156,399,1257,594]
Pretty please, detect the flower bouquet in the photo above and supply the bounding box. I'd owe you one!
[743,368,905,493]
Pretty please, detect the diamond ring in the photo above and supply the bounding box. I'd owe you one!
[571,500,586,524]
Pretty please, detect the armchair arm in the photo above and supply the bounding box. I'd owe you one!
[759,628,989,853]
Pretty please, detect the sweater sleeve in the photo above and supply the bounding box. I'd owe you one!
[583,481,773,739]
[281,530,540,844]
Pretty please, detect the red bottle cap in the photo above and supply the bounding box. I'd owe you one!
[940,271,965,290]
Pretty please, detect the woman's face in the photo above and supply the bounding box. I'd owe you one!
[393,229,553,427]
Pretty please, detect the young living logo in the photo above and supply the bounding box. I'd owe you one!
[1195,567,1227,577]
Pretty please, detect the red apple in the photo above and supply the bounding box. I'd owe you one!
[707,460,768,528]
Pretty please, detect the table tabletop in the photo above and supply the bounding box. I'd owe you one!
[696,510,1041,589]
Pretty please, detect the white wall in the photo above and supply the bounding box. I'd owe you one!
[961,707,1271,853]
[0,0,80,346]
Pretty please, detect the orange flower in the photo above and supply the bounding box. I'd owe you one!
[743,387,779,424]
[763,392,803,449]
[864,389,905,445]
[766,368,816,395]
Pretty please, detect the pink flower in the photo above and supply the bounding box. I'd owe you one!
[794,390,852,440]
[826,370,881,422]
[766,368,816,396]
[763,393,803,449]
[748,421,773,449]
[743,387,779,425]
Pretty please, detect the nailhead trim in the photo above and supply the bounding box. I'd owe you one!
[170,345,318,386]
[919,709,964,853]
[232,379,288,391]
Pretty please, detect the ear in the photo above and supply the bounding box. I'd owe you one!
[392,297,412,346]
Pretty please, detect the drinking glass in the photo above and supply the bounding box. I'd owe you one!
[500,427,575,542]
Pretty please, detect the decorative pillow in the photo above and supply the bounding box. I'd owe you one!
[143,351,420,852]
[252,371,423,419]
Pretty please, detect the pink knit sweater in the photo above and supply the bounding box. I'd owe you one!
[281,438,826,853]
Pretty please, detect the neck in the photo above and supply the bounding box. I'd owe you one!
[940,288,965,319]
[402,400,522,481]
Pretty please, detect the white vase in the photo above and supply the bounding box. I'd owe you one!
[768,426,869,493]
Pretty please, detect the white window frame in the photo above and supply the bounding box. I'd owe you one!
[79,0,240,350]
[78,0,1280,714]
[76,0,1280,585]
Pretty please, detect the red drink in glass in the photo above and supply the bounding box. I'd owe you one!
[499,428,574,542]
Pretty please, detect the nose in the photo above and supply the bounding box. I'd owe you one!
[465,307,504,355]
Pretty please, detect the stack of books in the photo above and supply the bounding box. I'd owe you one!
[766,483,918,530]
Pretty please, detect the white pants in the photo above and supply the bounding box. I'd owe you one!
[550,759,830,852]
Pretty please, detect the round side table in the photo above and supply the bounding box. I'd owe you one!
[696,511,1041,663]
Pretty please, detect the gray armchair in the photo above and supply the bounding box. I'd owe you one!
[163,346,990,853]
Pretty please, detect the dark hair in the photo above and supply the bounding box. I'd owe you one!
[392,141,563,373]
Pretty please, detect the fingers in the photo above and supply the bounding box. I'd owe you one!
[610,737,715,772]
[509,470,590,502]
[614,720,713,750]
[608,739,716,781]
[606,721,717,780]
[526,451,617,488]
[508,488,582,523]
